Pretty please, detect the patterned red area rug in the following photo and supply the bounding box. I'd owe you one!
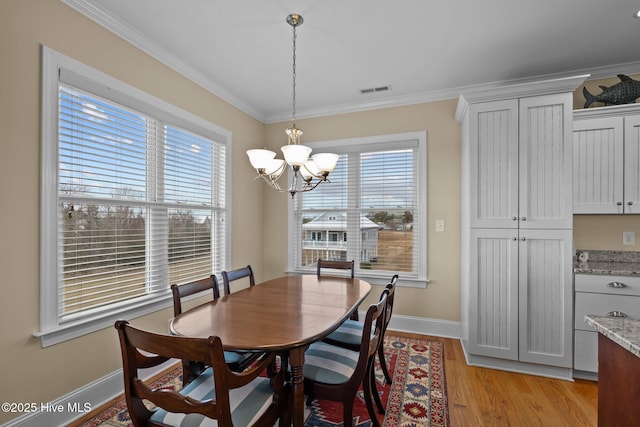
[74,335,449,426]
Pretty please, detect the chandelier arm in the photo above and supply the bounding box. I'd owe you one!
[301,163,331,180]
[261,174,284,192]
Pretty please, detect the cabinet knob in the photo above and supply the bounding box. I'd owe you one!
[512,216,518,221]
[607,281,627,288]
[629,201,634,206]
[512,237,517,241]
[521,217,527,221]
[617,201,623,206]
[607,311,627,318]
[521,237,526,241]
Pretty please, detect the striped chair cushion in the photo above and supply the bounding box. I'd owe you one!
[224,350,253,365]
[303,341,360,385]
[324,320,363,347]
[149,367,274,427]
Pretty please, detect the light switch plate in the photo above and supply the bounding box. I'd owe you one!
[435,220,445,232]
[623,231,635,246]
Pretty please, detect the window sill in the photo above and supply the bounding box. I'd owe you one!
[286,269,428,288]
[34,292,173,347]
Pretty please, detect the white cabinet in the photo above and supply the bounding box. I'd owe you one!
[574,274,640,377]
[457,75,586,378]
[470,95,573,229]
[469,229,573,367]
[573,105,640,214]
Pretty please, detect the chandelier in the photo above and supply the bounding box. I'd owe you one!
[247,14,338,198]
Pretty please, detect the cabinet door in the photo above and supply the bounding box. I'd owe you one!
[518,229,573,368]
[573,117,624,213]
[519,94,573,228]
[469,100,519,228]
[468,228,519,360]
[624,115,640,213]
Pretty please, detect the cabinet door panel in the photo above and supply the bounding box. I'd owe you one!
[519,94,573,228]
[469,228,519,360]
[574,330,598,373]
[469,100,519,228]
[624,115,640,213]
[518,229,573,367]
[573,117,624,213]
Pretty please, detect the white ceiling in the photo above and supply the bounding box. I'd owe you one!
[64,0,640,123]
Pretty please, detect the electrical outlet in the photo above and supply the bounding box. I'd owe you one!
[435,219,445,232]
[623,231,635,246]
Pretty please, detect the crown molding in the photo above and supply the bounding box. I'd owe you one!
[60,0,268,122]
[59,0,640,125]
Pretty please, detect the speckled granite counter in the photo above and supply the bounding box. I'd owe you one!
[574,250,640,277]
[585,315,640,358]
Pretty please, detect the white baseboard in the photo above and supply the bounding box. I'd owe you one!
[2,316,459,427]
[387,314,461,339]
[1,360,178,427]
[465,353,574,381]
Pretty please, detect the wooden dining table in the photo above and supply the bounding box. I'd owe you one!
[170,274,371,426]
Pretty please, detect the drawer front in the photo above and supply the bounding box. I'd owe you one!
[575,292,640,330]
[575,274,640,296]
[574,330,598,373]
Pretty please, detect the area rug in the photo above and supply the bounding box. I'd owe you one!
[73,335,449,426]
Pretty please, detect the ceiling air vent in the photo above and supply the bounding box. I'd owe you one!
[360,85,391,94]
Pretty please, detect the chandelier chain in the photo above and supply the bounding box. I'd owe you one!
[291,23,297,125]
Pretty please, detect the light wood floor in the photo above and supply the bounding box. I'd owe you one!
[71,332,598,427]
[396,332,598,427]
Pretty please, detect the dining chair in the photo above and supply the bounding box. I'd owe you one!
[171,275,261,384]
[115,320,289,427]
[322,274,398,414]
[317,258,358,320]
[221,265,255,296]
[316,258,355,278]
[302,292,387,427]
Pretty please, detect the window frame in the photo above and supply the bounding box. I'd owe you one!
[287,131,427,287]
[36,46,232,346]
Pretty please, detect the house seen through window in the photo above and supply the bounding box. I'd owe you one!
[289,132,427,284]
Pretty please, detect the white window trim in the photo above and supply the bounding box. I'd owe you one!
[287,131,428,288]
[36,46,232,347]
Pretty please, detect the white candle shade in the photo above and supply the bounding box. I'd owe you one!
[281,144,312,166]
[312,152,339,172]
[247,149,276,170]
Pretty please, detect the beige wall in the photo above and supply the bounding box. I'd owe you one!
[1,1,637,423]
[572,73,640,252]
[263,102,463,320]
[0,1,266,422]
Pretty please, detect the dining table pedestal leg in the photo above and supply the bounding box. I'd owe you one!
[289,346,307,426]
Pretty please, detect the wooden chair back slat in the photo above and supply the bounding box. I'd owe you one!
[221,265,255,296]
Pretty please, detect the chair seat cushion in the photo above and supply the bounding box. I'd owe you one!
[149,367,274,426]
[303,341,360,385]
[324,319,363,347]
[224,350,254,365]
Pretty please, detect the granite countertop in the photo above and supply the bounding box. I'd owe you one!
[573,250,640,277]
[585,315,640,358]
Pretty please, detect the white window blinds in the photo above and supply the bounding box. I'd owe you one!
[290,133,426,283]
[56,81,225,320]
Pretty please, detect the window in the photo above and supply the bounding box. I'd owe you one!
[38,47,230,346]
[288,132,427,286]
